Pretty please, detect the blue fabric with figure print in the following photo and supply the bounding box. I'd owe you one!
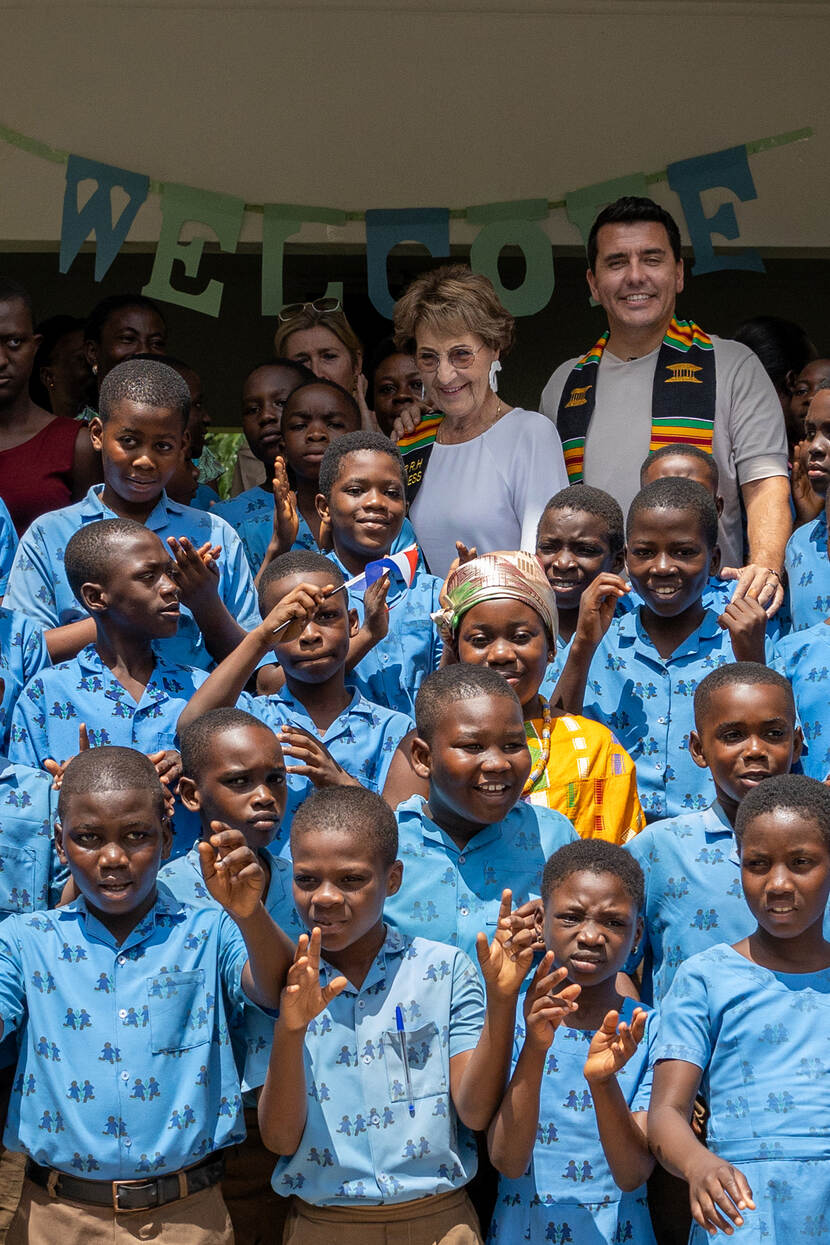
[655,944,830,1242]
[8,646,209,858]
[580,609,778,821]
[3,486,261,670]
[0,499,18,596]
[328,552,443,717]
[488,996,657,1245]
[236,687,412,853]
[784,510,830,632]
[159,845,304,1092]
[0,608,50,755]
[384,796,576,966]
[270,926,483,1205]
[0,890,255,1179]
[772,621,830,781]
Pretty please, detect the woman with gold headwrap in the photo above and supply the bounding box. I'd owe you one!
[435,551,645,844]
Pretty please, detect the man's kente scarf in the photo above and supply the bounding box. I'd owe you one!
[397,413,445,506]
[556,317,716,483]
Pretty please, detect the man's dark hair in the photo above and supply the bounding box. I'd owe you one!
[318,430,405,501]
[98,359,190,427]
[587,196,682,270]
[538,484,624,557]
[694,662,795,731]
[415,664,522,743]
[58,746,166,822]
[291,786,399,867]
[626,477,719,549]
[735,773,830,849]
[541,839,645,910]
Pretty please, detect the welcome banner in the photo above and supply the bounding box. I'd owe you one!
[0,123,812,320]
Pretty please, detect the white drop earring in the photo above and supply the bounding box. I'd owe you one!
[488,360,502,393]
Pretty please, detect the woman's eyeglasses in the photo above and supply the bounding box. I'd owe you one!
[278,297,343,322]
[415,345,485,373]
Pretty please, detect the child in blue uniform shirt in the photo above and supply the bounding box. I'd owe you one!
[160,707,301,1244]
[772,618,830,779]
[258,785,536,1243]
[178,551,414,848]
[9,519,209,856]
[384,665,576,964]
[0,745,294,1244]
[0,497,17,597]
[649,774,830,1243]
[487,840,658,1245]
[561,477,775,820]
[784,384,830,630]
[628,662,808,1005]
[0,608,49,755]
[316,430,441,717]
[5,358,260,670]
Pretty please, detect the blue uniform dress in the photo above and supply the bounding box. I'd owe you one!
[0,499,18,596]
[9,646,209,857]
[4,486,261,670]
[655,944,830,1243]
[0,891,256,1179]
[0,608,50,754]
[237,687,413,850]
[159,848,302,1092]
[581,609,778,821]
[385,796,576,965]
[772,622,830,780]
[270,926,483,1205]
[212,485,420,576]
[784,511,830,631]
[329,552,443,717]
[488,996,657,1245]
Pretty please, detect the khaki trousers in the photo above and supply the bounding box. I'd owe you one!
[222,1108,288,1244]
[6,1178,233,1244]
[282,1187,483,1245]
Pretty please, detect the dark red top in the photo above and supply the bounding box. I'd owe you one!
[0,416,82,536]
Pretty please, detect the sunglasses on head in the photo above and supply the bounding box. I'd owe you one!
[278,298,343,322]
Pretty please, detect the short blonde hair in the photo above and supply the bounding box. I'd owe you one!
[274,308,363,367]
[393,265,514,355]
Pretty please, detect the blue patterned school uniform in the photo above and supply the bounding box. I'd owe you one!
[0,499,18,596]
[0,608,50,754]
[488,996,657,1245]
[772,622,830,781]
[4,486,261,670]
[329,552,443,717]
[582,609,777,821]
[656,944,830,1243]
[237,687,413,850]
[0,890,253,1179]
[384,796,576,964]
[213,486,420,576]
[159,847,302,1091]
[9,646,209,857]
[784,510,830,631]
[271,926,483,1205]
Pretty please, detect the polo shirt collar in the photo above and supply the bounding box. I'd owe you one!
[618,605,723,654]
[320,922,407,995]
[61,888,187,950]
[401,795,505,854]
[79,485,185,533]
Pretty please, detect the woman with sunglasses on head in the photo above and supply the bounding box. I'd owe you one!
[392,265,569,577]
[274,297,381,426]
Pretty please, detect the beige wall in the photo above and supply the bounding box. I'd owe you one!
[0,0,827,251]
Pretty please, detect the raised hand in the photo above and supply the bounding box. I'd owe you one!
[198,822,266,919]
[355,374,381,433]
[475,889,536,1000]
[44,722,91,790]
[390,400,428,444]
[270,457,300,555]
[279,928,348,1032]
[522,952,581,1051]
[583,1007,647,1085]
[168,536,221,609]
[574,572,630,650]
[362,572,390,645]
[718,594,767,663]
[278,725,359,789]
[685,1152,755,1237]
[498,897,545,954]
[262,581,331,644]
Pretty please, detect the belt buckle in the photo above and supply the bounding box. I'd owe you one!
[112,1177,158,1214]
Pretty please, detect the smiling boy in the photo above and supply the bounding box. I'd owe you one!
[0,746,293,1243]
[5,359,260,669]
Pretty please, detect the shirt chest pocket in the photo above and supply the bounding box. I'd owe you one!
[0,846,38,914]
[383,1020,447,1102]
[146,970,210,1054]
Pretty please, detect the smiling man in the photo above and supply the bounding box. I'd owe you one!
[540,197,791,614]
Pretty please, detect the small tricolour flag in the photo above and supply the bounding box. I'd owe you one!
[342,545,419,603]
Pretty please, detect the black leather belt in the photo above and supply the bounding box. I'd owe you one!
[25,1151,225,1213]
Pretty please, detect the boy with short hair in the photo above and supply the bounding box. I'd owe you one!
[785,382,830,629]
[0,745,293,1244]
[9,518,210,855]
[565,476,775,820]
[383,665,576,962]
[626,662,807,1005]
[178,551,415,846]
[160,706,301,1243]
[316,429,442,716]
[5,358,260,669]
[258,784,535,1242]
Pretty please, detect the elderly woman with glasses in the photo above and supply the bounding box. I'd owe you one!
[392,265,568,577]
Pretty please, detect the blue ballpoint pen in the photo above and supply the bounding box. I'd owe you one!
[395,1005,416,1118]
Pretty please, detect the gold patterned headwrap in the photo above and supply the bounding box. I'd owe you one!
[432,551,558,649]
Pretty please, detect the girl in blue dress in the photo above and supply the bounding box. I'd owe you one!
[487,840,658,1245]
[649,773,830,1241]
